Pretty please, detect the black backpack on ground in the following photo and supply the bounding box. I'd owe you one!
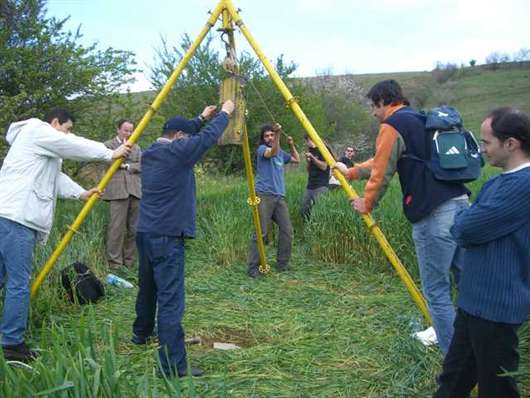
[61,262,105,305]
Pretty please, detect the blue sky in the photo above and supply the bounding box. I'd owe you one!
[46,0,530,92]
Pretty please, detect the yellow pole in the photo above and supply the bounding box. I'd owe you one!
[30,2,226,299]
[221,9,269,273]
[241,125,270,272]
[225,0,431,323]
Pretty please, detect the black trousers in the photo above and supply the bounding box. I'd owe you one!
[433,309,521,398]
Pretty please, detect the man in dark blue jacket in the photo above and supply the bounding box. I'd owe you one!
[131,100,234,378]
[434,107,530,397]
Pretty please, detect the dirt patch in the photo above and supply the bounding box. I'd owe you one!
[285,280,304,287]
[190,326,262,349]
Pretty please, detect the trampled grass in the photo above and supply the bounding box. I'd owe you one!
[0,169,528,397]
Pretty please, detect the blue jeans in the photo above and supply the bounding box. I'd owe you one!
[133,232,187,374]
[412,198,468,355]
[0,217,36,346]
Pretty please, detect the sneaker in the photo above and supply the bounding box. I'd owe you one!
[413,326,438,346]
[247,266,260,278]
[2,342,39,363]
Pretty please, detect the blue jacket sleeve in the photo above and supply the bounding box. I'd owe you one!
[169,112,229,166]
[451,173,530,247]
[189,116,203,133]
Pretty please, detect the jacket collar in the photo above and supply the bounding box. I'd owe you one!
[383,103,407,120]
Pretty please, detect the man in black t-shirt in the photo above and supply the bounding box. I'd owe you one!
[339,146,355,167]
[301,135,330,220]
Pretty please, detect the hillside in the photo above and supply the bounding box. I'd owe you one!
[300,64,530,136]
[129,63,530,159]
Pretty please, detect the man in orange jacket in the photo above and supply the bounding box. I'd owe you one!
[336,80,470,355]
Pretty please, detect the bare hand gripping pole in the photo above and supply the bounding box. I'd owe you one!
[30,2,226,299]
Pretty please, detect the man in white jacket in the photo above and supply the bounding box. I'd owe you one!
[0,108,130,362]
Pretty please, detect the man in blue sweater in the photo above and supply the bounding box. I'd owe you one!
[434,107,530,398]
[131,100,234,378]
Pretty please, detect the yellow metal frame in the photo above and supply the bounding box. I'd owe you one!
[220,10,269,272]
[31,0,431,325]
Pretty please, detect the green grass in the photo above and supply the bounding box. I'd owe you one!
[448,68,530,133]
[1,168,528,397]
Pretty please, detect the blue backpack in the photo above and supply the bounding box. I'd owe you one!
[400,106,483,183]
[424,106,484,183]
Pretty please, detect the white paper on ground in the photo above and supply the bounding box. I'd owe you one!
[213,342,241,350]
[413,326,438,346]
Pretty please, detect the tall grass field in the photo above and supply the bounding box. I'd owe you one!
[0,166,528,397]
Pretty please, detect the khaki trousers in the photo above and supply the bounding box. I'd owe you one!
[107,196,140,268]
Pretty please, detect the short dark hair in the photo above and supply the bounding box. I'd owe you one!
[259,124,275,145]
[366,80,409,106]
[161,130,177,139]
[117,119,133,129]
[487,107,530,155]
[44,108,75,124]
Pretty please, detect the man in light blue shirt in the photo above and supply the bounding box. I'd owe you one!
[247,123,299,277]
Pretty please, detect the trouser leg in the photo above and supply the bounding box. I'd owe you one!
[132,232,157,339]
[272,197,293,269]
[412,199,467,354]
[153,238,187,374]
[434,310,477,398]
[123,196,140,267]
[247,194,275,270]
[300,186,328,221]
[470,314,520,398]
[107,199,128,268]
[0,218,36,346]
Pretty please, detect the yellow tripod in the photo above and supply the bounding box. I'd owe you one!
[31,0,431,325]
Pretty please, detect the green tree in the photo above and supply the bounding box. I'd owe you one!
[0,0,138,160]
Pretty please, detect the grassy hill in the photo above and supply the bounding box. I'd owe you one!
[128,63,530,162]
[302,64,530,137]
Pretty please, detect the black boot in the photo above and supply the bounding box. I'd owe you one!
[2,342,39,363]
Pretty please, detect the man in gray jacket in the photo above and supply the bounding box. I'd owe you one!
[0,108,130,362]
[101,119,142,270]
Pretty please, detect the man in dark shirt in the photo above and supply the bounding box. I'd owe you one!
[301,134,330,220]
[339,146,356,167]
[434,107,530,398]
[131,100,234,378]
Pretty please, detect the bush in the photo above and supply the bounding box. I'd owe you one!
[432,62,459,84]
